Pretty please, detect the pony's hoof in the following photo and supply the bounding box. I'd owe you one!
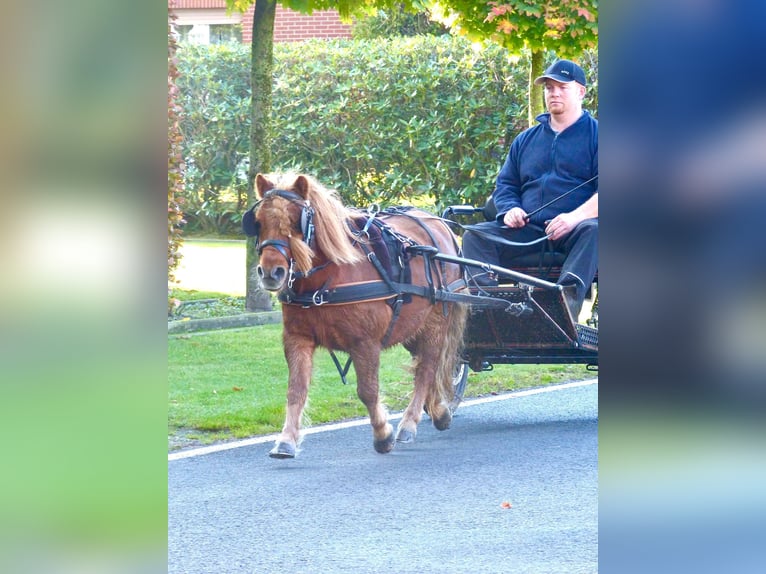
[269,441,296,459]
[395,428,416,444]
[431,409,452,431]
[373,432,395,454]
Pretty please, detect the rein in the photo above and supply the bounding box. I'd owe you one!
[441,174,599,248]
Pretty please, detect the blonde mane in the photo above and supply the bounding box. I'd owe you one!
[269,173,363,272]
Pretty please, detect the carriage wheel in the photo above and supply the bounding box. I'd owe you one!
[423,360,469,416]
[587,290,598,329]
[448,361,469,414]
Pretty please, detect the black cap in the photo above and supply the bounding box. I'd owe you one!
[534,59,587,87]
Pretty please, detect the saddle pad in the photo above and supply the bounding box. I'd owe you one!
[350,215,408,283]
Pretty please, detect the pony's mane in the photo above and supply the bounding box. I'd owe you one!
[275,173,363,269]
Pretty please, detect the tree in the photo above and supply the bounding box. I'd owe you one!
[429,0,597,125]
[226,0,425,311]
[240,0,276,312]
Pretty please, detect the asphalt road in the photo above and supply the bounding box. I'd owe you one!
[169,380,598,574]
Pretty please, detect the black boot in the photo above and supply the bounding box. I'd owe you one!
[561,284,583,322]
[470,272,498,287]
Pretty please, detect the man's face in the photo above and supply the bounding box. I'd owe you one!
[543,79,586,115]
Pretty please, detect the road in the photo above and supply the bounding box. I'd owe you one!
[169,380,598,574]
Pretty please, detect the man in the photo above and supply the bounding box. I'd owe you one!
[461,59,598,319]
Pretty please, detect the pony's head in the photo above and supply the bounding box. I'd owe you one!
[251,173,362,291]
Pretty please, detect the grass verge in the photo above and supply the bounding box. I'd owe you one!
[169,324,593,451]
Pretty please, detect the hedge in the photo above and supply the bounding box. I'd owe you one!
[176,36,597,234]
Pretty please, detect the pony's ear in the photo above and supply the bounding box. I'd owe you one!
[294,175,311,200]
[255,173,274,199]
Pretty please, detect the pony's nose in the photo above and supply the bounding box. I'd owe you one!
[257,265,287,284]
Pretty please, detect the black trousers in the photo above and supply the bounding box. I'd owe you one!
[462,218,599,308]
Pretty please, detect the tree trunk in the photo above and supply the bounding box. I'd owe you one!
[245,0,276,312]
[527,50,545,127]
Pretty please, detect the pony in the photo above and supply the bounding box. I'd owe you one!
[246,173,468,458]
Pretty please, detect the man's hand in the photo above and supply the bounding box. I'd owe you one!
[503,207,528,228]
[544,193,598,240]
[545,212,580,241]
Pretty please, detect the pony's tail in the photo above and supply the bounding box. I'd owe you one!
[426,300,468,416]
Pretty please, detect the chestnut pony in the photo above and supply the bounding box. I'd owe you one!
[248,173,467,458]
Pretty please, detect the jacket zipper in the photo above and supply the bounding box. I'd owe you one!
[540,130,559,219]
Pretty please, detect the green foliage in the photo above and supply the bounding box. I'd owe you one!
[352,4,448,39]
[175,37,598,231]
[168,13,185,306]
[580,48,598,111]
[175,43,252,235]
[271,35,529,208]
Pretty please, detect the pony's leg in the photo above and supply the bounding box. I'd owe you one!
[396,323,455,443]
[270,335,315,459]
[350,347,394,454]
[397,305,468,442]
[395,347,435,444]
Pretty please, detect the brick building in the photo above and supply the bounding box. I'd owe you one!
[169,1,352,44]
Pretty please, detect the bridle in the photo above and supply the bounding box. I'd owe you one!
[249,188,315,261]
[243,188,329,288]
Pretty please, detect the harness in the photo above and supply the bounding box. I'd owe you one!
[279,206,470,312]
[243,190,521,310]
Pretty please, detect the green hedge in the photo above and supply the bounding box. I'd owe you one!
[176,44,251,235]
[176,37,597,234]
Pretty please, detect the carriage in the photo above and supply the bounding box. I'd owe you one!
[440,201,598,407]
[244,173,597,458]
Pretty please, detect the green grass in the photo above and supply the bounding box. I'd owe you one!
[169,288,231,301]
[168,324,593,450]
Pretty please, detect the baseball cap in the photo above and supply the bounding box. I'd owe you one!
[534,59,587,87]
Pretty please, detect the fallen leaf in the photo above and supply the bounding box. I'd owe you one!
[232,386,243,391]
[501,501,512,509]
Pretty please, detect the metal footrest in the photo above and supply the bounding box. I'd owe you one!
[575,323,598,348]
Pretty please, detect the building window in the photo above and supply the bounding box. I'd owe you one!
[210,24,242,44]
[174,23,242,45]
